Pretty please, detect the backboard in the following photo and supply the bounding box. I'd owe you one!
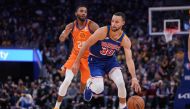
[149,6,190,36]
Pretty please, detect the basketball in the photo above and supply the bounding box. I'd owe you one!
[127,96,145,109]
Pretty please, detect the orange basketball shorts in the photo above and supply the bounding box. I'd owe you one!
[64,53,90,85]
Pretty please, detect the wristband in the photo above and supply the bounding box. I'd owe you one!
[132,78,138,82]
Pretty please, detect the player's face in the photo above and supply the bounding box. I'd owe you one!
[75,7,87,22]
[111,15,125,32]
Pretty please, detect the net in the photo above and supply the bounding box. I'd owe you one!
[163,29,178,43]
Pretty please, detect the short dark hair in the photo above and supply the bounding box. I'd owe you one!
[113,12,126,21]
[75,4,87,12]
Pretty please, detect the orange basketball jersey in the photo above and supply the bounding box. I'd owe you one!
[71,19,92,58]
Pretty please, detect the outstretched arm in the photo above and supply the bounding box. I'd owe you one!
[121,35,141,93]
[71,27,107,73]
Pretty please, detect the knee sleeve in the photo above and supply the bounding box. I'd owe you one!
[109,68,126,98]
[58,69,74,96]
[90,77,104,94]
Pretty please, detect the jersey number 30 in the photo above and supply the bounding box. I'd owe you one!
[100,47,115,56]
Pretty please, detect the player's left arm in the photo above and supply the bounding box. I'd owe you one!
[121,35,141,93]
[89,20,99,33]
[121,35,136,78]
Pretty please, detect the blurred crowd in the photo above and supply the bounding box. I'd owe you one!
[0,0,189,109]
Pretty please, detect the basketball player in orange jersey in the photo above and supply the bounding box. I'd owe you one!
[54,5,99,109]
[72,12,141,109]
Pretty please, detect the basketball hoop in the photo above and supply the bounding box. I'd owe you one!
[163,28,178,43]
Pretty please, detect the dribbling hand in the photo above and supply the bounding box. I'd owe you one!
[131,78,141,93]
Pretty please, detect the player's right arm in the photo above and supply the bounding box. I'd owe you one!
[71,27,107,74]
[59,23,74,42]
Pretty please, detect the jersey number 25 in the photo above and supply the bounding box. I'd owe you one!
[77,41,85,48]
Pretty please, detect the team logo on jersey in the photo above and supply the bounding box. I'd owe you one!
[101,42,120,51]
[80,32,86,39]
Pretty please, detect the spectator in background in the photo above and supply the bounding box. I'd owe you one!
[156,83,170,109]
[168,77,177,109]
[0,89,10,109]
[16,91,34,109]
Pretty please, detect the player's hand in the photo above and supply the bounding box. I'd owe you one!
[131,78,141,93]
[65,24,73,33]
[59,24,73,42]
[57,65,66,77]
[71,61,80,74]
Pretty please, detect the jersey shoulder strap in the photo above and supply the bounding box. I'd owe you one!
[118,32,125,42]
[106,25,110,37]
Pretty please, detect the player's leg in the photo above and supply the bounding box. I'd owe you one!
[54,54,76,109]
[109,68,127,109]
[90,77,104,94]
[83,57,105,101]
[105,57,127,109]
[79,58,90,93]
[54,69,74,108]
[84,77,104,101]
